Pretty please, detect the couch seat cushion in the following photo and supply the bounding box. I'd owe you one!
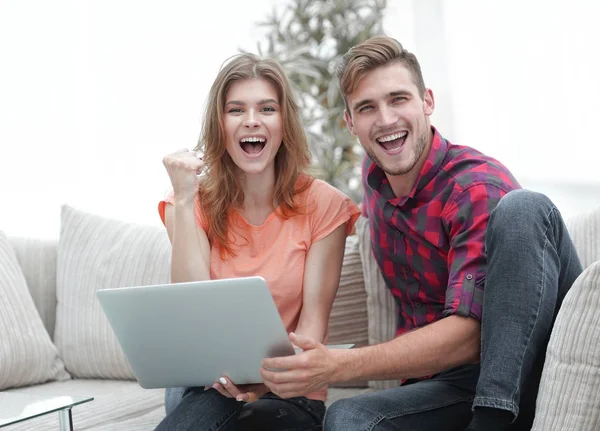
[6,380,164,430]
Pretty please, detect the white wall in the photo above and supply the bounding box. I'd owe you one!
[2,0,599,239]
[386,0,600,219]
[0,0,275,238]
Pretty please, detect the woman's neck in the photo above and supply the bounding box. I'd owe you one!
[239,168,276,211]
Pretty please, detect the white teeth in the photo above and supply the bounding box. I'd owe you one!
[240,137,266,143]
[377,132,407,143]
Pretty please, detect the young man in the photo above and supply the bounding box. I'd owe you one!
[261,36,582,430]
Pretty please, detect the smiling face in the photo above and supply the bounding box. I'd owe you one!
[223,78,283,177]
[344,62,435,178]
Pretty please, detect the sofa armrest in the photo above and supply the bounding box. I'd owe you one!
[8,236,58,338]
[532,260,600,430]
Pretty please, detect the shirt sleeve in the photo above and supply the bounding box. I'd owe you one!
[441,183,510,321]
[308,180,361,243]
[157,188,208,231]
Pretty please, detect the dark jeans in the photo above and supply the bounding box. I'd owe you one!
[155,386,325,431]
[325,190,583,430]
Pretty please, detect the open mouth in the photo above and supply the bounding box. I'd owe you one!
[376,131,407,153]
[240,136,266,156]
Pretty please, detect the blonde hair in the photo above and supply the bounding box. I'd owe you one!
[336,36,426,113]
[195,53,312,257]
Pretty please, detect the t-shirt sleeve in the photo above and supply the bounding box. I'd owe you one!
[157,188,208,231]
[308,180,361,243]
[442,183,510,321]
[157,189,175,226]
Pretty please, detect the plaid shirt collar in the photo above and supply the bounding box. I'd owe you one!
[366,126,448,206]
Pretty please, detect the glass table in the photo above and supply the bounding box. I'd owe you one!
[0,393,94,430]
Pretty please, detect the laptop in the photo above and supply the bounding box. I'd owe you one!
[96,276,352,389]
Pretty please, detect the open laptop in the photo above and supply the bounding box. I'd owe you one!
[96,276,353,389]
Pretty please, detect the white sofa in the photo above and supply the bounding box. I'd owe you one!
[0,203,598,430]
[0,205,372,430]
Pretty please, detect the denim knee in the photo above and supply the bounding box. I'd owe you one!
[492,190,554,223]
[325,397,379,430]
[487,189,557,240]
[164,386,186,415]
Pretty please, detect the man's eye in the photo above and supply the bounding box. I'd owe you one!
[392,96,407,103]
[358,105,373,113]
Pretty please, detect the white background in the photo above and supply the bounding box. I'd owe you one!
[1,0,599,239]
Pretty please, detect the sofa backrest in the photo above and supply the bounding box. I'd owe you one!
[9,236,58,338]
[7,212,372,369]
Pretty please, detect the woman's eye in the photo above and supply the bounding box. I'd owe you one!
[228,108,243,113]
[261,106,276,112]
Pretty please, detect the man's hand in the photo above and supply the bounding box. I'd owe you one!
[211,377,269,403]
[260,332,339,398]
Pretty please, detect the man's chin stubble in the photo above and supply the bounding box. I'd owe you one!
[367,151,415,176]
[367,133,427,176]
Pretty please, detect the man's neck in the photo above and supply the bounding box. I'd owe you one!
[386,170,420,198]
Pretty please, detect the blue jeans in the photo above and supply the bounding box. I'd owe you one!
[156,386,325,431]
[325,190,583,431]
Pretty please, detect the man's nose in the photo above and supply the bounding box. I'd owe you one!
[376,106,398,127]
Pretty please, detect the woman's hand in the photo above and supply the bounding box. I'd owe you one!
[211,377,270,403]
[162,149,204,205]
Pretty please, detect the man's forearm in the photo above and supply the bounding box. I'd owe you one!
[331,315,480,382]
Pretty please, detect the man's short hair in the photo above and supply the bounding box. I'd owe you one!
[336,36,426,112]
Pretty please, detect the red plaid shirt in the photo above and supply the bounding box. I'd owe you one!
[363,127,521,338]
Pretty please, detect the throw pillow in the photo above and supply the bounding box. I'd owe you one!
[0,231,70,390]
[326,234,369,387]
[53,205,171,379]
[355,216,400,390]
[567,206,600,270]
[531,261,600,430]
[9,236,59,338]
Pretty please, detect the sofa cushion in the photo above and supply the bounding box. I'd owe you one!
[9,236,59,338]
[53,205,171,379]
[355,216,401,390]
[531,261,600,430]
[0,231,70,390]
[6,379,165,430]
[326,234,369,387]
[566,206,600,269]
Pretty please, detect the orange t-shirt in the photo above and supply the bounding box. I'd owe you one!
[158,178,360,400]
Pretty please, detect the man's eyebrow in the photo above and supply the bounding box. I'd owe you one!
[352,98,373,112]
[389,90,412,98]
[225,99,280,106]
[352,90,412,112]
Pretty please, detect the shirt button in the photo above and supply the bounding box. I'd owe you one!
[466,274,473,280]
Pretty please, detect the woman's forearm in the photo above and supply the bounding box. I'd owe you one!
[169,201,211,283]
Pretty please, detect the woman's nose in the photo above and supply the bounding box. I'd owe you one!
[243,111,260,128]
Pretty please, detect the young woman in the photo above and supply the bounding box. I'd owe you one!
[154,53,360,430]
